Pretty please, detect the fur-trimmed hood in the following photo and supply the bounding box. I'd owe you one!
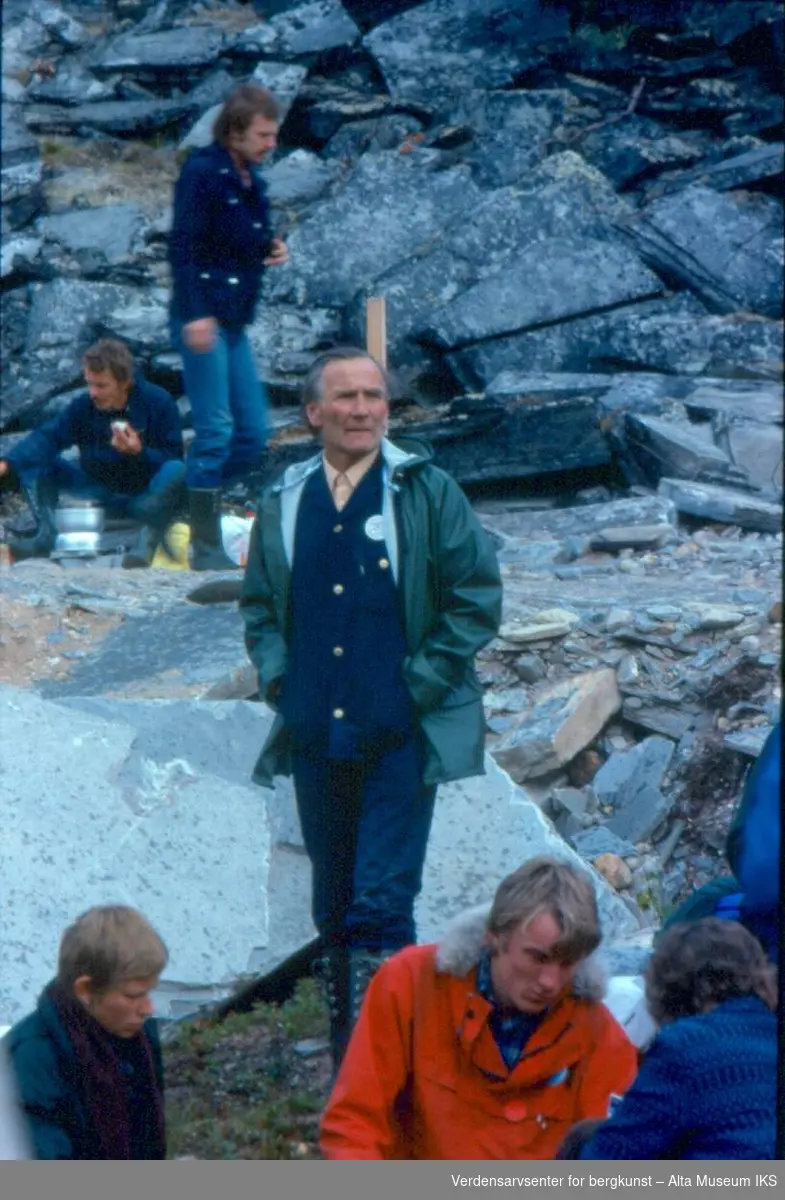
[434,903,609,1003]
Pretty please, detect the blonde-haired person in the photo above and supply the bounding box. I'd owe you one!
[320,856,637,1160]
[3,906,168,1159]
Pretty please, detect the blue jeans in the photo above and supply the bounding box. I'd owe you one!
[291,738,437,951]
[173,322,268,490]
[22,458,186,523]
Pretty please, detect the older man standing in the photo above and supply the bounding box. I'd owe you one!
[240,346,502,1069]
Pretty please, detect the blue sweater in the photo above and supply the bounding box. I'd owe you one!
[9,378,183,494]
[168,142,272,329]
[579,997,777,1160]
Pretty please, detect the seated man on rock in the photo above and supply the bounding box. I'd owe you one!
[3,905,168,1160]
[320,856,638,1160]
[0,338,185,567]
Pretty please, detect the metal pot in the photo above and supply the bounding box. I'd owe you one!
[54,504,105,534]
[53,530,101,556]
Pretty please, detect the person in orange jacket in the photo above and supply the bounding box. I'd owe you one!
[321,856,638,1160]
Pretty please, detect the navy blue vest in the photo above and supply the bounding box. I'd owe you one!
[281,459,414,759]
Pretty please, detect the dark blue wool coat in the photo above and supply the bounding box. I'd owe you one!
[8,378,183,494]
[168,141,273,329]
[579,996,777,1160]
[4,988,164,1160]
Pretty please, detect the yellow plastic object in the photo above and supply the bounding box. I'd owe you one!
[151,522,190,569]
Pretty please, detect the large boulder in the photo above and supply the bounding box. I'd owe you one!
[0,687,638,1026]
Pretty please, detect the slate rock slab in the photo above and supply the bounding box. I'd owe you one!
[37,205,146,264]
[0,687,637,1025]
[607,785,674,844]
[448,294,708,390]
[267,150,482,308]
[418,755,639,949]
[347,151,629,368]
[37,603,248,700]
[265,149,337,208]
[653,143,784,196]
[463,90,566,189]
[25,100,198,138]
[364,0,569,114]
[658,477,783,534]
[592,736,675,810]
[404,393,611,485]
[419,237,661,348]
[94,27,226,74]
[727,424,783,492]
[492,669,622,781]
[232,1,360,59]
[28,64,115,107]
[0,686,309,1026]
[569,828,637,861]
[579,116,705,191]
[619,186,784,319]
[623,412,745,487]
[474,494,677,542]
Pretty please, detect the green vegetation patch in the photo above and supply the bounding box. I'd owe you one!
[163,980,331,1160]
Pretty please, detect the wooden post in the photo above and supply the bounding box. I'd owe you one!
[365,297,387,368]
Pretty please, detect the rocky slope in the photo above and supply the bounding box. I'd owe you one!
[0,0,781,1022]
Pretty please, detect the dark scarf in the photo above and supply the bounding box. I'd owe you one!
[46,980,166,1159]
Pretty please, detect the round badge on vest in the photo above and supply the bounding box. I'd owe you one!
[364,515,385,541]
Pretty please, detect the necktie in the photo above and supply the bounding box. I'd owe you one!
[333,472,352,511]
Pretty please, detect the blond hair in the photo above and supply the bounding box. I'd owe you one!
[488,856,601,964]
[58,905,168,994]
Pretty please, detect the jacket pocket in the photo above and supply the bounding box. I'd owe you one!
[417,1070,570,1157]
[419,690,486,785]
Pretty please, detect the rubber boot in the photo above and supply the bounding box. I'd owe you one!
[7,478,58,561]
[121,525,161,570]
[317,948,396,1085]
[188,488,239,572]
[348,949,395,1025]
[130,472,187,528]
[315,949,352,1084]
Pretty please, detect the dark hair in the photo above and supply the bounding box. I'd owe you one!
[301,345,390,409]
[213,84,279,148]
[645,918,777,1025]
[487,856,601,965]
[82,338,134,384]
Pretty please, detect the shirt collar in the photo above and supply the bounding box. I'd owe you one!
[322,449,380,496]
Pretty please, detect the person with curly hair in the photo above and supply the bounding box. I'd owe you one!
[559,918,777,1161]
